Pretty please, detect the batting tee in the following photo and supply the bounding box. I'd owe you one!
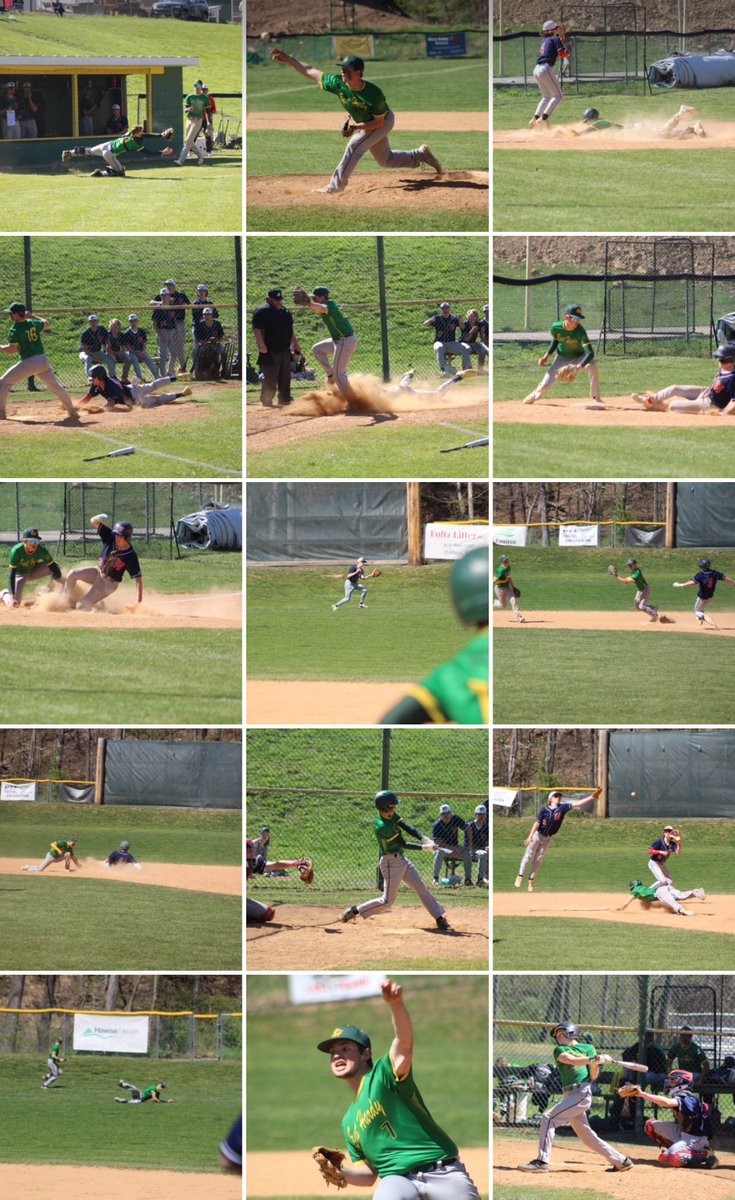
[0,56,197,169]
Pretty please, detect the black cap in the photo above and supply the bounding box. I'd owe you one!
[268,288,283,300]
[336,54,364,70]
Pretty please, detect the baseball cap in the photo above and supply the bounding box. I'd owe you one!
[22,528,40,542]
[160,288,169,296]
[336,54,364,71]
[6,301,26,315]
[5,81,15,89]
[543,20,559,31]
[439,804,452,814]
[197,284,208,293]
[194,79,204,86]
[564,304,585,320]
[626,558,637,566]
[664,824,674,831]
[203,307,213,314]
[357,556,367,563]
[268,288,283,300]
[165,279,176,287]
[202,86,210,92]
[475,805,487,814]
[88,314,99,322]
[128,314,139,321]
[439,300,451,309]
[317,1025,371,1053]
[499,553,509,563]
[112,103,121,110]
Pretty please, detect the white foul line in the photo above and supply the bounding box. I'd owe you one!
[437,422,487,438]
[78,430,241,476]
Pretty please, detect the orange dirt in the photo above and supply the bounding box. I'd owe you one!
[0,589,241,630]
[494,120,735,152]
[247,680,414,724]
[247,171,489,214]
[3,396,213,434]
[493,1137,726,1198]
[246,903,488,970]
[493,609,735,636]
[248,1147,489,1197]
[0,857,241,896]
[494,393,729,428]
[0,1164,241,1200]
[250,112,488,133]
[494,891,735,935]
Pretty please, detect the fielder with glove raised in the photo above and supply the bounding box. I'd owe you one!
[514,788,601,893]
[608,556,662,622]
[291,285,357,398]
[332,557,381,611]
[619,1070,717,1169]
[523,305,602,405]
[313,980,481,1198]
[61,126,174,176]
[246,838,315,924]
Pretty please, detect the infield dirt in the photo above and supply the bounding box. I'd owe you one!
[0,590,241,630]
[0,1164,241,1200]
[494,394,723,428]
[494,610,735,635]
[247,680,414,724]
[248,1147,488,1196]
[495,891,734,935]
[495,121,735,151]
[0,858,241,896]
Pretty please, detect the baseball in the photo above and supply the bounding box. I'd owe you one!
[630,791,637,797]
[261,31,271,41]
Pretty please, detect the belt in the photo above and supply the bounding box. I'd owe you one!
[411,1157,458,1174]
[563,1084,590,1093]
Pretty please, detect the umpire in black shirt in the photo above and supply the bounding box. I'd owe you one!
[251,288,301,407]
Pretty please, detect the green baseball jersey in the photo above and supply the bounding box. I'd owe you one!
[632,883,658,901]
[589,118,623,130]
[494,563,511,585]
[667,1040,708,1072]
[110,134,144,155]
[9,541,54,574]
[140,1084,162,1101]
[8,318,46,360]
[320,299,354,340]
[373,813,417,856]
[553,1042,596,1087]
[49,839,75,859]
[630,566,648,589]
[184,93,211,120]
[343,1053,457,1176]
[408,630,488,725]
[51,1042,60,1055]
[549,320,592,359]
[320,74,389,124]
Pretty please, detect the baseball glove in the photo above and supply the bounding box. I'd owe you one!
[556,363,579,384]
[298,858,314,885]
[617,1083,642,1098]
[161,127,175,140]
[512,586,521,598]
[370,569,382,577]
[608,564,618,577]
[293,287,311,306]
[312,1147,347,1190]
[341,119,358,138]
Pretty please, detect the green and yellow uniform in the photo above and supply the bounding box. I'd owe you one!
[494,562,511,586]
[184,93,211,122]
[631,883,658,901]
[343,1053,458,1176]
[373,813,419,856]
[667,1039,709,1074]
[548,319,592,359]
[553,1041,596,1086]
[110,134,145,156]
[407,630,489,725]
[587,118,623,130]
[320,74,388,124]
[629,565,648,590]
[320,299,354,340]
[7,318,46,360]
[49,840,75,859]
[9,541,54,575]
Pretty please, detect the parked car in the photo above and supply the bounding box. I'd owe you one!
[152,0,209,19]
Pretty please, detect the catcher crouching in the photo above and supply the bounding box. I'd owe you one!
[246,837,313,925]
[621,1069,718,1169]
[524,304,602,405]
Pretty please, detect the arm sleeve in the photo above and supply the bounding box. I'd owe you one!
[579,345,594,366]
[49,562,62,581]
[380,693,434,724]
[398,819,422,839]
[8,567,16,595]
[545,338,559,356]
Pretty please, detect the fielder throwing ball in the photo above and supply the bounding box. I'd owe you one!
[523,305,602,406]
[673,558,735,627]
[647,824,684,886]
[0,302,78,422]
[621,1070,717,1169]
[514,788,601,892]
[633,342,735,414]
[519,1021,633,1174]
[270,49,443,193]
[312,980,481,1198]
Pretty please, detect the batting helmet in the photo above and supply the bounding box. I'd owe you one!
[113,521,133,539]
[582,107,600,122]
[666,1069,694,1095]
[312,286,330,298]
[629,879,642,890]
[374,790,398,810]
[450,547,489,625]
[551,1021,580,1040]
[714,342,735,360]
[699,558,711,569]
[119,841,130,851]
[88,365,108,381]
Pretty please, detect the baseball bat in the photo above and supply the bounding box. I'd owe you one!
[82,446,135,462]
[608,1059,648,1073]
[439,436,489,454]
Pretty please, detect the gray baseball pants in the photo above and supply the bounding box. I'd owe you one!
[334,579,367,607]
[156,328,177,375]
[537,1083,628,1166]
[26,852,69,872]
[0,353,77,418]
[13,563,56,605]
[355,852,444,919]
[130,376,181,408]
[649,385,712,413]
[311,333,358,395]
[517,832,552,881]
[533,63,564,118]
[634,585,657,618]
[328,110,426,192]
[433,341,472,375]
[177,116,204,164]
[537,355,601,401]
[374,1161,480,1200]
[43,1056,61,1086]
[64,568,119,611]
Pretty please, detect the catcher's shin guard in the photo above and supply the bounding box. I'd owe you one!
[659,1149,707,1168]
[645,1119,674,1148]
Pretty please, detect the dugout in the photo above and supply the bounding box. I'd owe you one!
[0,56,197,169]
[98,738,242,808]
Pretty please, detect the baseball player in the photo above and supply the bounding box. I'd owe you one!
[79,364,192,410]
[246,838,313,924]
[63,515,142,611]
[115,1080,173,1104]
[270,49,443,193]
[611,557,660,622]
[625,1070,717,1168]
[523,305,602,405]
[314,980,481,1198]
[514,788,601,892]
[4,529,63,608]
[529,20,570,128]
[42,1040,65,1089]
[104,840,141,868]
[332,557,378,611]
[303,287,357,397]
[633,343,735,414]
[673,559,735,627]
[577,104,705,139]
[0,302,78,421]
[380,547,489,725]
[340,791,450,931]
[466,804,488,886]
[620,878,705,918]
[423,303,473,376]
[648,824,686,886]
[61,126,174,176]
[23,837,80,873]
[494,553,524,622]
[431,803,472,885]
[519,1021,633,1173]
[176,79,211,166]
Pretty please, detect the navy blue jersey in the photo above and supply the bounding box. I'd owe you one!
[707,368,735,411]
[159,290,190,323]
[693,569,725,599]
[677,1093,713,1137]
[107,849,138,865]
[649,836,678,862]
[84,377,128,404]
[121,326,149,352]
[466,818,488,851]
[537,802,573,837]
[432,813,467,847]
[537,35,566,66]
[347,563,365,582]
[247,853,267,879]
[427,314,462,342]
[152,306,177,331]
[195,319,224,344]
[96,523,141,582]
[81,326,110,353]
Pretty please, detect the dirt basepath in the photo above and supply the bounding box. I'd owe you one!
[494,609,735,635]
[4,398,212,433]
[247,680,413,724]
[248,171,488,213]
[494,394,724,428]
[494,891,735,934]
[0,857,241,896]
[0,590,241,630]
[250,112,488,133]
[0,1164,241,1200]
[248,1147,488,1196]
[495,120,735,151]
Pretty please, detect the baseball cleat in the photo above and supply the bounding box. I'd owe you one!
[522,391,541,405]
[515,612,525,623]
[677,907,693,916]
[418,143,443,174]
[514,875,523,888]
[649,611,659,622]
[331,604,338,611]
[453,368,478,381]
[609,1157,634,1172]
[359,604,368,609]
[693,121,706,137]
[89,169,105,177]
[22,865,30,871]
[527,879,535,892]
[519,1159,549,1172]
[118,1080,125,1086]
[704,1155,719,1168]
[632,392,666,411]
[677,105,699,118]
[435,915,450,931]
[340,906,358,923]
[61,150,72,162]
[399,369,414,387]
[703,612,718,627]
[529,116,538,128]
[693,888,706,899]
[114,1097,126,1102]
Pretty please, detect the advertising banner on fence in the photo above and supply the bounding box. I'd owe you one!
[492,526,528,548]
[0,781,37,802]
[289,974,385,1005]
[493,787,519,809]
[426,33,468,58]
[424,523,489,559]
[73,1013,149,1054]
[558,524,600,547]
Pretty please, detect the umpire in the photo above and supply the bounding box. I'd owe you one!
[251,288,301,407]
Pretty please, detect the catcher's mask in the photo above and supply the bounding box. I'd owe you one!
[450,546,489,626]
[375,790,398,811]
[666,1070,694,1096]
[551,1021,580,1042]
[629,879,642,891]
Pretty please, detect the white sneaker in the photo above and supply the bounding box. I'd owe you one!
[693,888,706,900]
[516,612,525,623]
[528,879,535,892]
[514,875,523,888]
[677,105,698,117]
[693,121,706,137]
[418,143,443,174]
[331,605,338,611]
[523,391,541,405]
[703,612,718,627]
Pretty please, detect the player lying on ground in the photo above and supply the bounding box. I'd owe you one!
[619,1070,718,1168]
[575,104,705,138]
[270,49,443,193]
[620,878,705,917]
[61,125,174,176]
[3,529,63,608]
[80,364,193,411]
[673,560,735,627]
[115,1080,173,1104]
[523,304,602,405]
[494,552,524,622]
[64,515,142,611]
[104,840,142,868]
[0,301,78,421]
[340,790,451,931]
[246,838,314,924]
[23,837,80,873]
[312,980,481,1198]
[633,342,735,414]
[514,788,601,892]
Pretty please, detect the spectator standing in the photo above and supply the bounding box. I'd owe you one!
[18,82,40,138]
[150,290,178,377]
[0,81,21,141]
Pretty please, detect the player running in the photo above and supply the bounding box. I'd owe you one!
[514,788,601,892]
[340,791,450,931]
[620,878,705,918]
[61,125,174,176]
[115,1080,173,1104]
[42,1040,65,1089]
[494,553,524,622]
[313,979,481,1198]
[63,515,142,611]
[628,1070,718,1168]
[23,837,80,873]
[0,302,78,421]
[673,558,735,627]
[332,557,378,610]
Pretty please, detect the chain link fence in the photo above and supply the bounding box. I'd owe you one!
[0,1009,242,1059]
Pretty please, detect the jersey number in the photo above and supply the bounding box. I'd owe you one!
[28,327,38,342]
[379,1120,397,1140]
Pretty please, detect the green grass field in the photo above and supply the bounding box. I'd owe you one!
[1,803,241,970]
[492,547,735,724]
[1,1055,240,1169]
[0,555,241,724]
[247,564,471,682]
[494,88,735,231]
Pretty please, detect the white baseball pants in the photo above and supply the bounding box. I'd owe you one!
[178,116,204,164]
[494,583,520,613]
[355,852,444,919]
[649,385,712,413]
[63,568,119,611]
[311,333,358,395]
[130,376,181,408]
[517,832,552,880]
[537,355,602,402]
[533,64,564,118]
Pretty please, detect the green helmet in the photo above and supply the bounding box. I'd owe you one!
[450,547,489,625]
